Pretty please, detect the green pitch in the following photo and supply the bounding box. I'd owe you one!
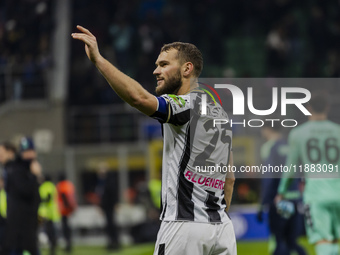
[41,238,316,255]
[237,238,315,255]
[41,243,154,255]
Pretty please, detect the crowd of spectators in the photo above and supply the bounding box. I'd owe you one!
[0,0,54,103]
[1,1,340,105]
[69,0,340,106]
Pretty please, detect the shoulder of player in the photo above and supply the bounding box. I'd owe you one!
[288,122,307,137]
[327,121,340,137]
[162,93,192,99]
[12,157,31,169]
[161,94,191,108]
[326,120,340,130]
[274,138,287,147]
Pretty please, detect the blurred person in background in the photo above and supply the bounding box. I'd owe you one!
[277,92,340,255]
[258,123,305,255]
[72,25,236,255]
[0,177,7,254]
[95,162,120,251]
[19,137,43,183]
[38,175,60,255]
[56,173,77,253]
[130,174,161,244]
[0,141,41,255]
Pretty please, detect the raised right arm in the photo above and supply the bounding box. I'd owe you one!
[72,25,158,116]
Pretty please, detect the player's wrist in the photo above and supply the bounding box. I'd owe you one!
[93,53,104,65]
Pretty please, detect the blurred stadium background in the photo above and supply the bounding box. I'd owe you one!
[1,0,340,254]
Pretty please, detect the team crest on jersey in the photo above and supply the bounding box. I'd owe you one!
[168,95,186,108]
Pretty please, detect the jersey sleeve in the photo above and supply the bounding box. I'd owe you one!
[150,94,191,125]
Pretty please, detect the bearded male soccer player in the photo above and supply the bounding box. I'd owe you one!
[72,25,237,255]
[277,93,340,255]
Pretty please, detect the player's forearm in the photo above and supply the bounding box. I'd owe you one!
[277,177,293,196]
[277,159,296,195]
[95,56,157,115]
[224,152,235,211]
[224,175,235,211]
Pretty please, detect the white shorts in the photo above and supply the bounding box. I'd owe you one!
[153,220,237,255]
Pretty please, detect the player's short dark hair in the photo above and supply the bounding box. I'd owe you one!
[307,92,329,113]
[161,42,203,77]
[0,141,17,154]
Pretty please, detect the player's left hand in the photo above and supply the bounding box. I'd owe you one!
[71,25,102,64]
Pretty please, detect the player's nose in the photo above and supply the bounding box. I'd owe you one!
[153,66,161,75]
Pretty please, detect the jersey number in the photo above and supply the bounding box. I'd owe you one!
[306,138,340,163]
[193,119,231,167]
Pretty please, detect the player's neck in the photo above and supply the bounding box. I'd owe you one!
[309,114,327,121]
[176,78,198,95]
[268,133,281,141]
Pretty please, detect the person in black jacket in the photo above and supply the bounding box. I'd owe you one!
[257,125,306,255]
[0,141,41,255]
[96,163,120,251]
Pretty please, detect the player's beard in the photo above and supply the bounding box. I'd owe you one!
[155,69,182,96]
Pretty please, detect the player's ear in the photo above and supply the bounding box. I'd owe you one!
[182,62,194,77]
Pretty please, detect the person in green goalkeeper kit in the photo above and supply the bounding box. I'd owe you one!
[39,175,61,255]
[277,92,340,255]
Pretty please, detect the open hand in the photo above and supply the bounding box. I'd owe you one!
[71,25,101,63]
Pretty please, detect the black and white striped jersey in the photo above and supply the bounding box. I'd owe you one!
[151,89,233,223]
